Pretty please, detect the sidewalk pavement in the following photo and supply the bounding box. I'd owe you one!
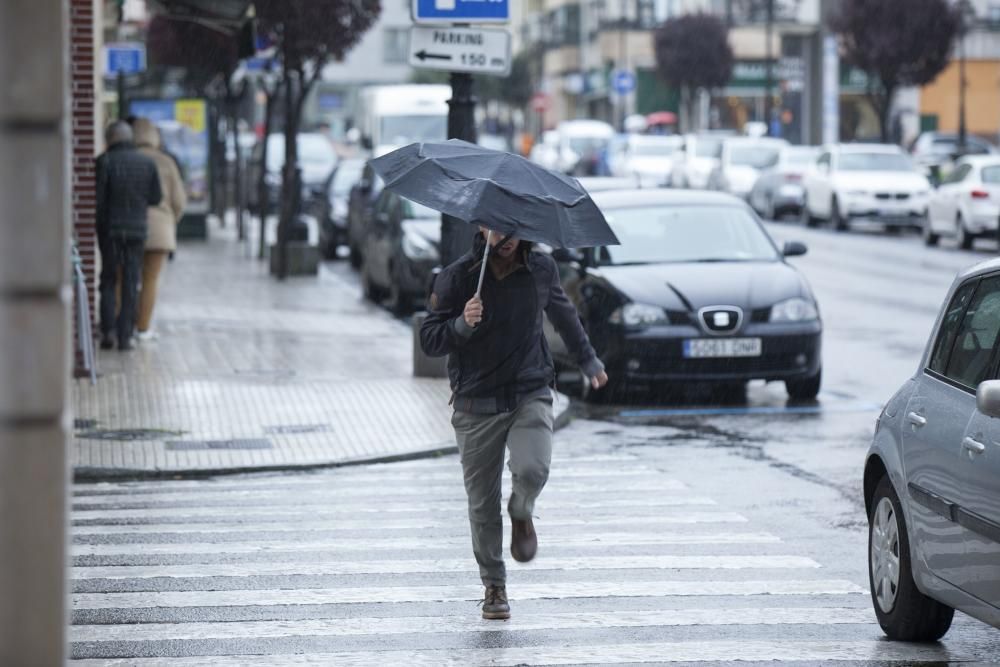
[72,218,570,480]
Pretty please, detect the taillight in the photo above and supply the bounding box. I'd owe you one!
[785,173,802,182]
[971,189,990,199]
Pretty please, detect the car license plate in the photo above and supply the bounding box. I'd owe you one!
[683,338,763,358]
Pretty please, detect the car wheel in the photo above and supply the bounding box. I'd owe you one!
[923,218,940,247]
[958,214,974,250]
[361,261,382,303]
[868,476,955,641]
[384,263,410,316]
[831,198,848,232]
[786,368,821,401]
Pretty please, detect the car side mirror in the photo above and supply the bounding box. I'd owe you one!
[977,380,1000,418]
[552,248,584,264]
[782,241,808,257]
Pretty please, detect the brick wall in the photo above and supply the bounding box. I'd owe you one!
[71,0,98,371]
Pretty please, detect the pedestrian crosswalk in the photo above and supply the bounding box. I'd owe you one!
[68,450,976,664]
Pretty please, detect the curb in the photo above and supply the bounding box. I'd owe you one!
[73,392,575,483]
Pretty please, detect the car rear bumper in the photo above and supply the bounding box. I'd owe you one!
[602,323,822,384]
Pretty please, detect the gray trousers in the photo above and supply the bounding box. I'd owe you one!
[452,395,554,587]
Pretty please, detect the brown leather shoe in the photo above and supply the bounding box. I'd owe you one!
[509,498,537,563]
[481,585,510,620]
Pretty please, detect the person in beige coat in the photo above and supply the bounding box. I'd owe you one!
[132,117,187,339]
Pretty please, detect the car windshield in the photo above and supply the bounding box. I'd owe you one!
[569,137,608,155]
[632,139,681,157]
[729,145,781,169]
[838,152,914,172]
[403,199,439,219]
[380,115,447,145]
[600,205,779,265]
[695,137,723,158]
[266,135,336,171]
[982,166,1000,184]
[785,148,821,166]
[332,162,365,196]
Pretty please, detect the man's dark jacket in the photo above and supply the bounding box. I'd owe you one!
[96,142,163,241]
[421,240,603,414]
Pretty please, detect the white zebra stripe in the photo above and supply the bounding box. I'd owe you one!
[70,606,873,642]
[72,555,821,580]
[72,512,748,534]
[68,639,963,665]
[71,531,782,556]
[72,579,866,609]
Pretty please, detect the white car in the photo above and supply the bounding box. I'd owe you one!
[708,137,789,199]
[608,134,684,188]
[554,119,615,174]
[802,144,932,232]
[749,146,822,219]
[669,132,735,190]
[925,156,1000,249]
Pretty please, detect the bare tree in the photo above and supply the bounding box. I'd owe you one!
[653,14,733,133]
[255,0,381,279]
[830,0,959,143]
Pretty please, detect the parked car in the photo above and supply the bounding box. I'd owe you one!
[802,144,933,232]
[310,157,366,259]
[708,137,789,199]
[669,131,736,190]
[347,162,384,269]
[749,146,822,219]
[360,190,441,314]
[546,188,822,401]
[554,120,616,175]
[910,131,997,171]
[608,134,685,188]
[864,259,1000,641]
[248,133,338,215]
[925,156,1000,249]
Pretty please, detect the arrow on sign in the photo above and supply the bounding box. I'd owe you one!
[415,49,452,62]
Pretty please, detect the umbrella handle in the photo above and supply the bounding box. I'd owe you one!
[475,230,491,297]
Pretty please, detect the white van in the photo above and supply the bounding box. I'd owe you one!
[357,85,451,154]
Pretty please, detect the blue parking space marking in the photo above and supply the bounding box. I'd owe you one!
[619,398,883,419]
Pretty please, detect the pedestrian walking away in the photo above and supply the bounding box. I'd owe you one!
[132,117,187,341]
[421,229,609,620]
[95,120,162,351]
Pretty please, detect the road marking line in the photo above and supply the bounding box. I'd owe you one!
[72,579,866,609]
[71,511,749,532]
[71,532,782,556]
[69,638,965,665]
[72,555,820,580]
[70,606,873,642]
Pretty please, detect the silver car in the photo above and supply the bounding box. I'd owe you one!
[866,258,1000,640]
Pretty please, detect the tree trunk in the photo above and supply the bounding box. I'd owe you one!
[257,85,275,260]
[868,82,895,144]
[276,69,298,280]
[229,105,245,242]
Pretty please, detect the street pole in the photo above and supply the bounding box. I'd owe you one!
[958,9,968,154]
[764,0,774,136]
[117,71,127,120]
[441,71,478,266]
[618,0,627,132]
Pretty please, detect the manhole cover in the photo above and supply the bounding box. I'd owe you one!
[263,424,332,435]
[78,429,185,442]
[166,438,273,451]
[74,418,98,430]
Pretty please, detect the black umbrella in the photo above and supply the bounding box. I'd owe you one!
[370,139,619,265]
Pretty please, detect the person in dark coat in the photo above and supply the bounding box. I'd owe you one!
[95,121,163,350]
[421,228,608,621]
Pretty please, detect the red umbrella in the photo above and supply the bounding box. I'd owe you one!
[646,111,678,126]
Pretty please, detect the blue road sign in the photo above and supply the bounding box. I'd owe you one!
[104,43,146,76]
[412,0,509,24]
[611,69,636,96]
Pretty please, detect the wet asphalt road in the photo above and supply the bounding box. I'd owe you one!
[69,221,1000,664]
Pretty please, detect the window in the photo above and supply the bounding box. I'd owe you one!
[383,28,409,64]
[982,166,1000,184]
[817,153,831,171]
[945,163,973,184]
[929,281,977,376]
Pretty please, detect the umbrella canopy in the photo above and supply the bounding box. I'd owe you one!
[369,139,619,249]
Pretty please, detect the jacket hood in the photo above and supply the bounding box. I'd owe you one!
[132,118,161,149]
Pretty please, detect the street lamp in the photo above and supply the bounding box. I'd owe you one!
[957,0,975,153]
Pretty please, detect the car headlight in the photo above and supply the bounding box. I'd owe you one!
[401,230,438,261]
[609,303,669,327]
[770,297,819,323]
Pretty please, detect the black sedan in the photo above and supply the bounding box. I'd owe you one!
[546,189,822,400]
[361,190,441,314]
